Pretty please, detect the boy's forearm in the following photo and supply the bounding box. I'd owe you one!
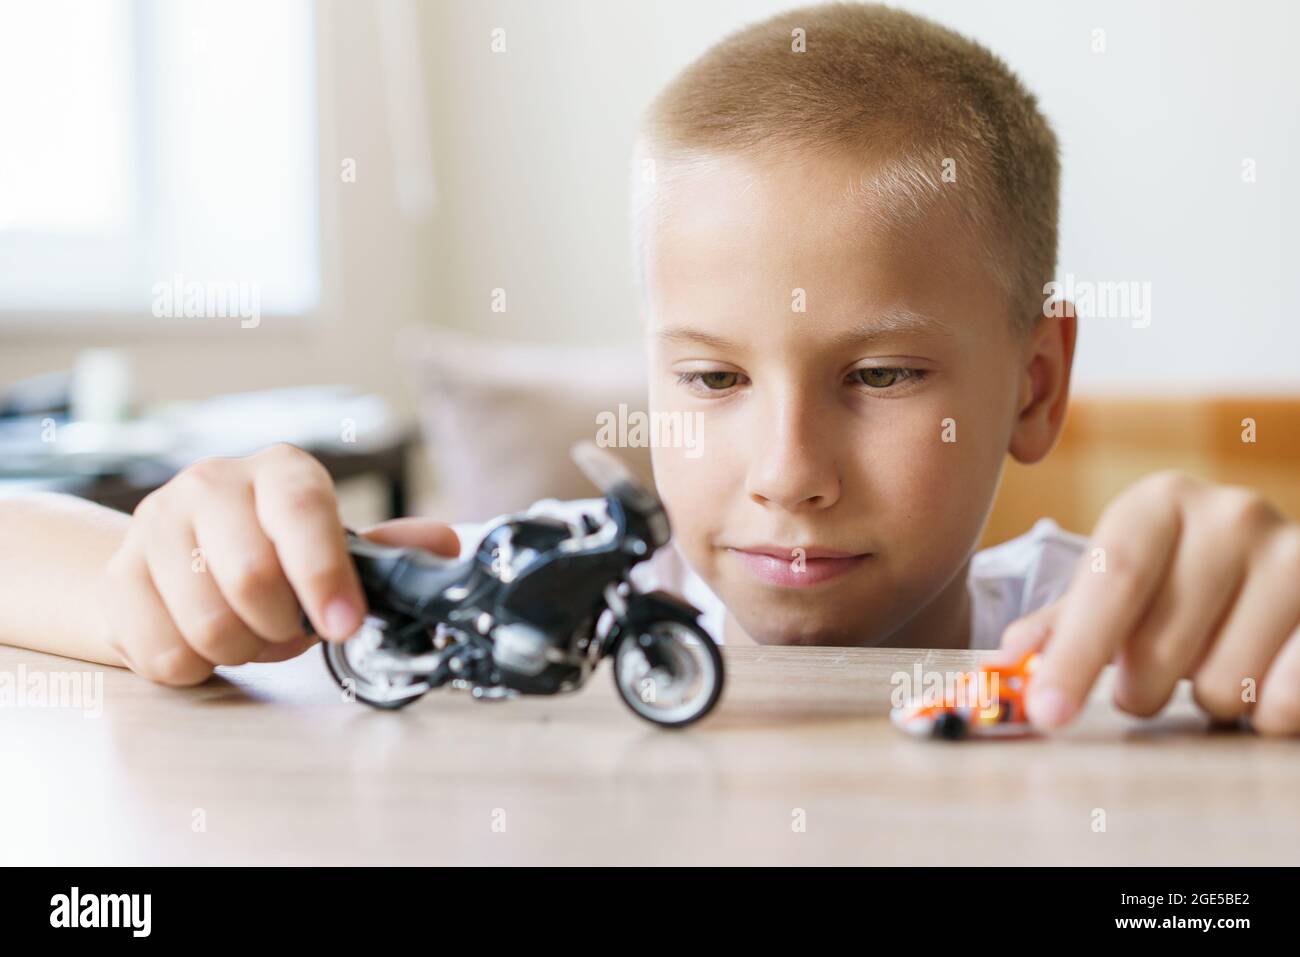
[0,493,130,667]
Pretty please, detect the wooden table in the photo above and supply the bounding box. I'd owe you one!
[2,643,1295,866]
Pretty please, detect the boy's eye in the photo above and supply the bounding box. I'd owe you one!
[677,371,745,392]
[675,367,924,396]
[851,367,918,389]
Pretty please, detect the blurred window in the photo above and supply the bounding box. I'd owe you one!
[0,0,319,317]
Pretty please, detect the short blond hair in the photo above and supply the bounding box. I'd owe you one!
[633,2,1059,332]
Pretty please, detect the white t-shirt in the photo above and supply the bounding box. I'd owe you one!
[452,501,1087,651]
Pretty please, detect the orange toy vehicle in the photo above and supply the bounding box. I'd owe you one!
[890,651,1040,740]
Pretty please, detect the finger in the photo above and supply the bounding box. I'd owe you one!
[996,597,1064,663]
[1253,621,1300,736]
[143,505,267,666]
[193,486,304,642]
[253,632,320,663]
[360,518,460,557]
[1191,531,1300,721]
[101,537,214,686]
[252,452,365,641]
[1027,479,1182,729]
[1111,507,1249,717]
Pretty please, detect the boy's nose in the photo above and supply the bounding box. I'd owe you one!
[745,409,842,512]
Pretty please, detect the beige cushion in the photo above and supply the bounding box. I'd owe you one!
[400,324,653,522]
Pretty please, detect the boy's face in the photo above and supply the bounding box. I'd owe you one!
[646,150,1029,646]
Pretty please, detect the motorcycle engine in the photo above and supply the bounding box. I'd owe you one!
[491,623,553,677]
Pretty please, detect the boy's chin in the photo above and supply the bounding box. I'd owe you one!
[732,611,882,648]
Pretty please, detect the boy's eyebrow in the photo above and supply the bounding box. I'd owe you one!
[655,309,954,351]
[830,308,956,345]
[655,326,738,349]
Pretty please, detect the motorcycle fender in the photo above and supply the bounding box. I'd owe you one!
[623,590,703,631]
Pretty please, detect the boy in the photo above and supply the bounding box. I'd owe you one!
[2,4,1297,735]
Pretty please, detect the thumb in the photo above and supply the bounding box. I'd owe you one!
[995,595,1065,663]
[359,517,461,557]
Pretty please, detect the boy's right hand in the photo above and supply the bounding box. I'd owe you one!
[95,443,459,686]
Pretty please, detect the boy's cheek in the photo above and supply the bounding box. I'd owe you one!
[652,444,733,571]
[891,421,1005,540]
[653,444,728,526]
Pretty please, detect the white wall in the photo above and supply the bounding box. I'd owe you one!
[421,0,1300,393]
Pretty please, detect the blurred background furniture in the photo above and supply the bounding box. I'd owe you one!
[0,379,417,521]
[401,324,652,522]
[985,396,1300,546]
[60,432,417,519]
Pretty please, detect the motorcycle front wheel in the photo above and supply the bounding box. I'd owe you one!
[322,615,433,710]
[612,620,724,728]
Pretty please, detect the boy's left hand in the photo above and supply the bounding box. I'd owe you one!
[1000,471,1300,736]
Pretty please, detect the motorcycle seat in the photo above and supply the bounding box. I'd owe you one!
[348,533,475,611]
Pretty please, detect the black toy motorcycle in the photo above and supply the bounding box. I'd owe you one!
[322,442,724,727]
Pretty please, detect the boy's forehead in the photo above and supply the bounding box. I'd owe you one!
[651,150,872,238]
[653,306,958,355]
[644,150,1003,337]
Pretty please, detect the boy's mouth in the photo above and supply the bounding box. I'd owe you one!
[722,545,870,589]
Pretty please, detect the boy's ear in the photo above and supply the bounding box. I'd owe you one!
[1008,304,1077,464]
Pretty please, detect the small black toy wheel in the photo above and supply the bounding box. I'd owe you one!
[612,620,724,728]
[932,712,968,741]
